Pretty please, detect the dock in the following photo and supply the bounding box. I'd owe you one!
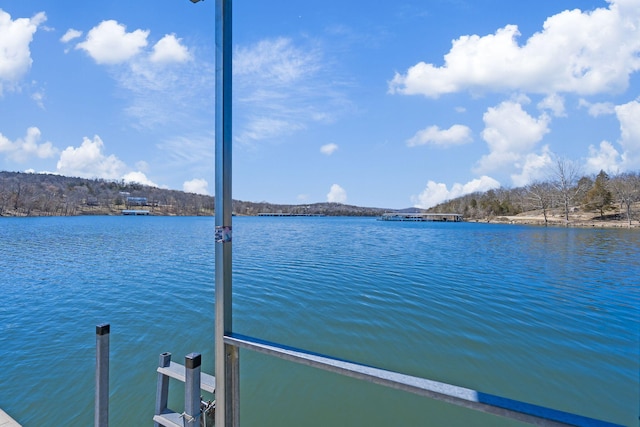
[378,212,463,222]
[121,209,150,215]
[0,408,21,427]
[257,213,325,217]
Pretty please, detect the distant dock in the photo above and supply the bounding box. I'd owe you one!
[378,212,463,222]
[257,213,325,217]
[0,408,21,427]
[121,210,150,216]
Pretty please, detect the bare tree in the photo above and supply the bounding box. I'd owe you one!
[526,181,555,225]
[610,171,640,227]
[575,175,594,206]
[551,158,584,222]
[12,179,22,211]
[0,176,9,215]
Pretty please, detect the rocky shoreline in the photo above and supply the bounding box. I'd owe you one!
[476,213,639,228]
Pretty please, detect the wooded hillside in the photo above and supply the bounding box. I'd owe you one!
[0,171,388,217]
[2,166,639,224]
[427,165,640,227]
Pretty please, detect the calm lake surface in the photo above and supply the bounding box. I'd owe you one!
[0,216,638,426]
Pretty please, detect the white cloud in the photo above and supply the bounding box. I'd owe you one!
[389,1,640,97]
[70,19,206,128]
[0,10,47,94]
[237,117,303,143]
[0,127,57,162]
[476,100,550,173]
[158,133,214,169]
[31,90,45,109]
[615,100,640,169]
[411,181,450,209]
[117,51,214,129]
[234,37,351,144]
[406,124,472,147]
[320,143,338,155]
[64,12,214,132]
[135,160,150,172]
[412,176,501,209]
[123,171,157,187]
[76,20,149,64]
[585,141,621,174]
[56,135,127,179]
[537,94,566,117]
[183,178,209,195]
[235,37,320,85]
[150,34,191,64]
[60,28,82,43]
[327,184,347,203]
[579,100,640,175]
[510,145,554,187]
[579,99,616,117]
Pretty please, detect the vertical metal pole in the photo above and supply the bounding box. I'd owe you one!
[154,352,172,427]
[215,1,239,427]
[184,353,202,426]
[95,323,110,427]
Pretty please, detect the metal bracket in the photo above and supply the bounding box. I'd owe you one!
[215,226,232,243]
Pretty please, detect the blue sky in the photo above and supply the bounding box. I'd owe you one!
[1,0,639,209]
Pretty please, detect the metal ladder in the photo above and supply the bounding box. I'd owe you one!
[153,352,216,427]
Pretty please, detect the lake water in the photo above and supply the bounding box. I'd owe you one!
[0,216,638,426]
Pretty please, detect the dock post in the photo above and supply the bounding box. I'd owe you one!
[184,353,202,426]
[153,352,172,427]
[95,323,110,427]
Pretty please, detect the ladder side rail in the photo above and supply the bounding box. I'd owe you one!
[154,352,173,427]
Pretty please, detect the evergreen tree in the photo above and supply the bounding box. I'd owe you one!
[584,170,613,218]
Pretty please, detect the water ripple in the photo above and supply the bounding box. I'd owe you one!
[0,217,637,426]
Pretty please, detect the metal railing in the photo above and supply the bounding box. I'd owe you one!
[93,323,622,426]
[223,333,622,427]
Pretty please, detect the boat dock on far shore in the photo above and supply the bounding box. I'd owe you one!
[378,212,463,222]
[121,210,150,216]
[257,213,326,217]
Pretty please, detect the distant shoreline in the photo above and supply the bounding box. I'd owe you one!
[476,214,639,228]
[2,210,638,229]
